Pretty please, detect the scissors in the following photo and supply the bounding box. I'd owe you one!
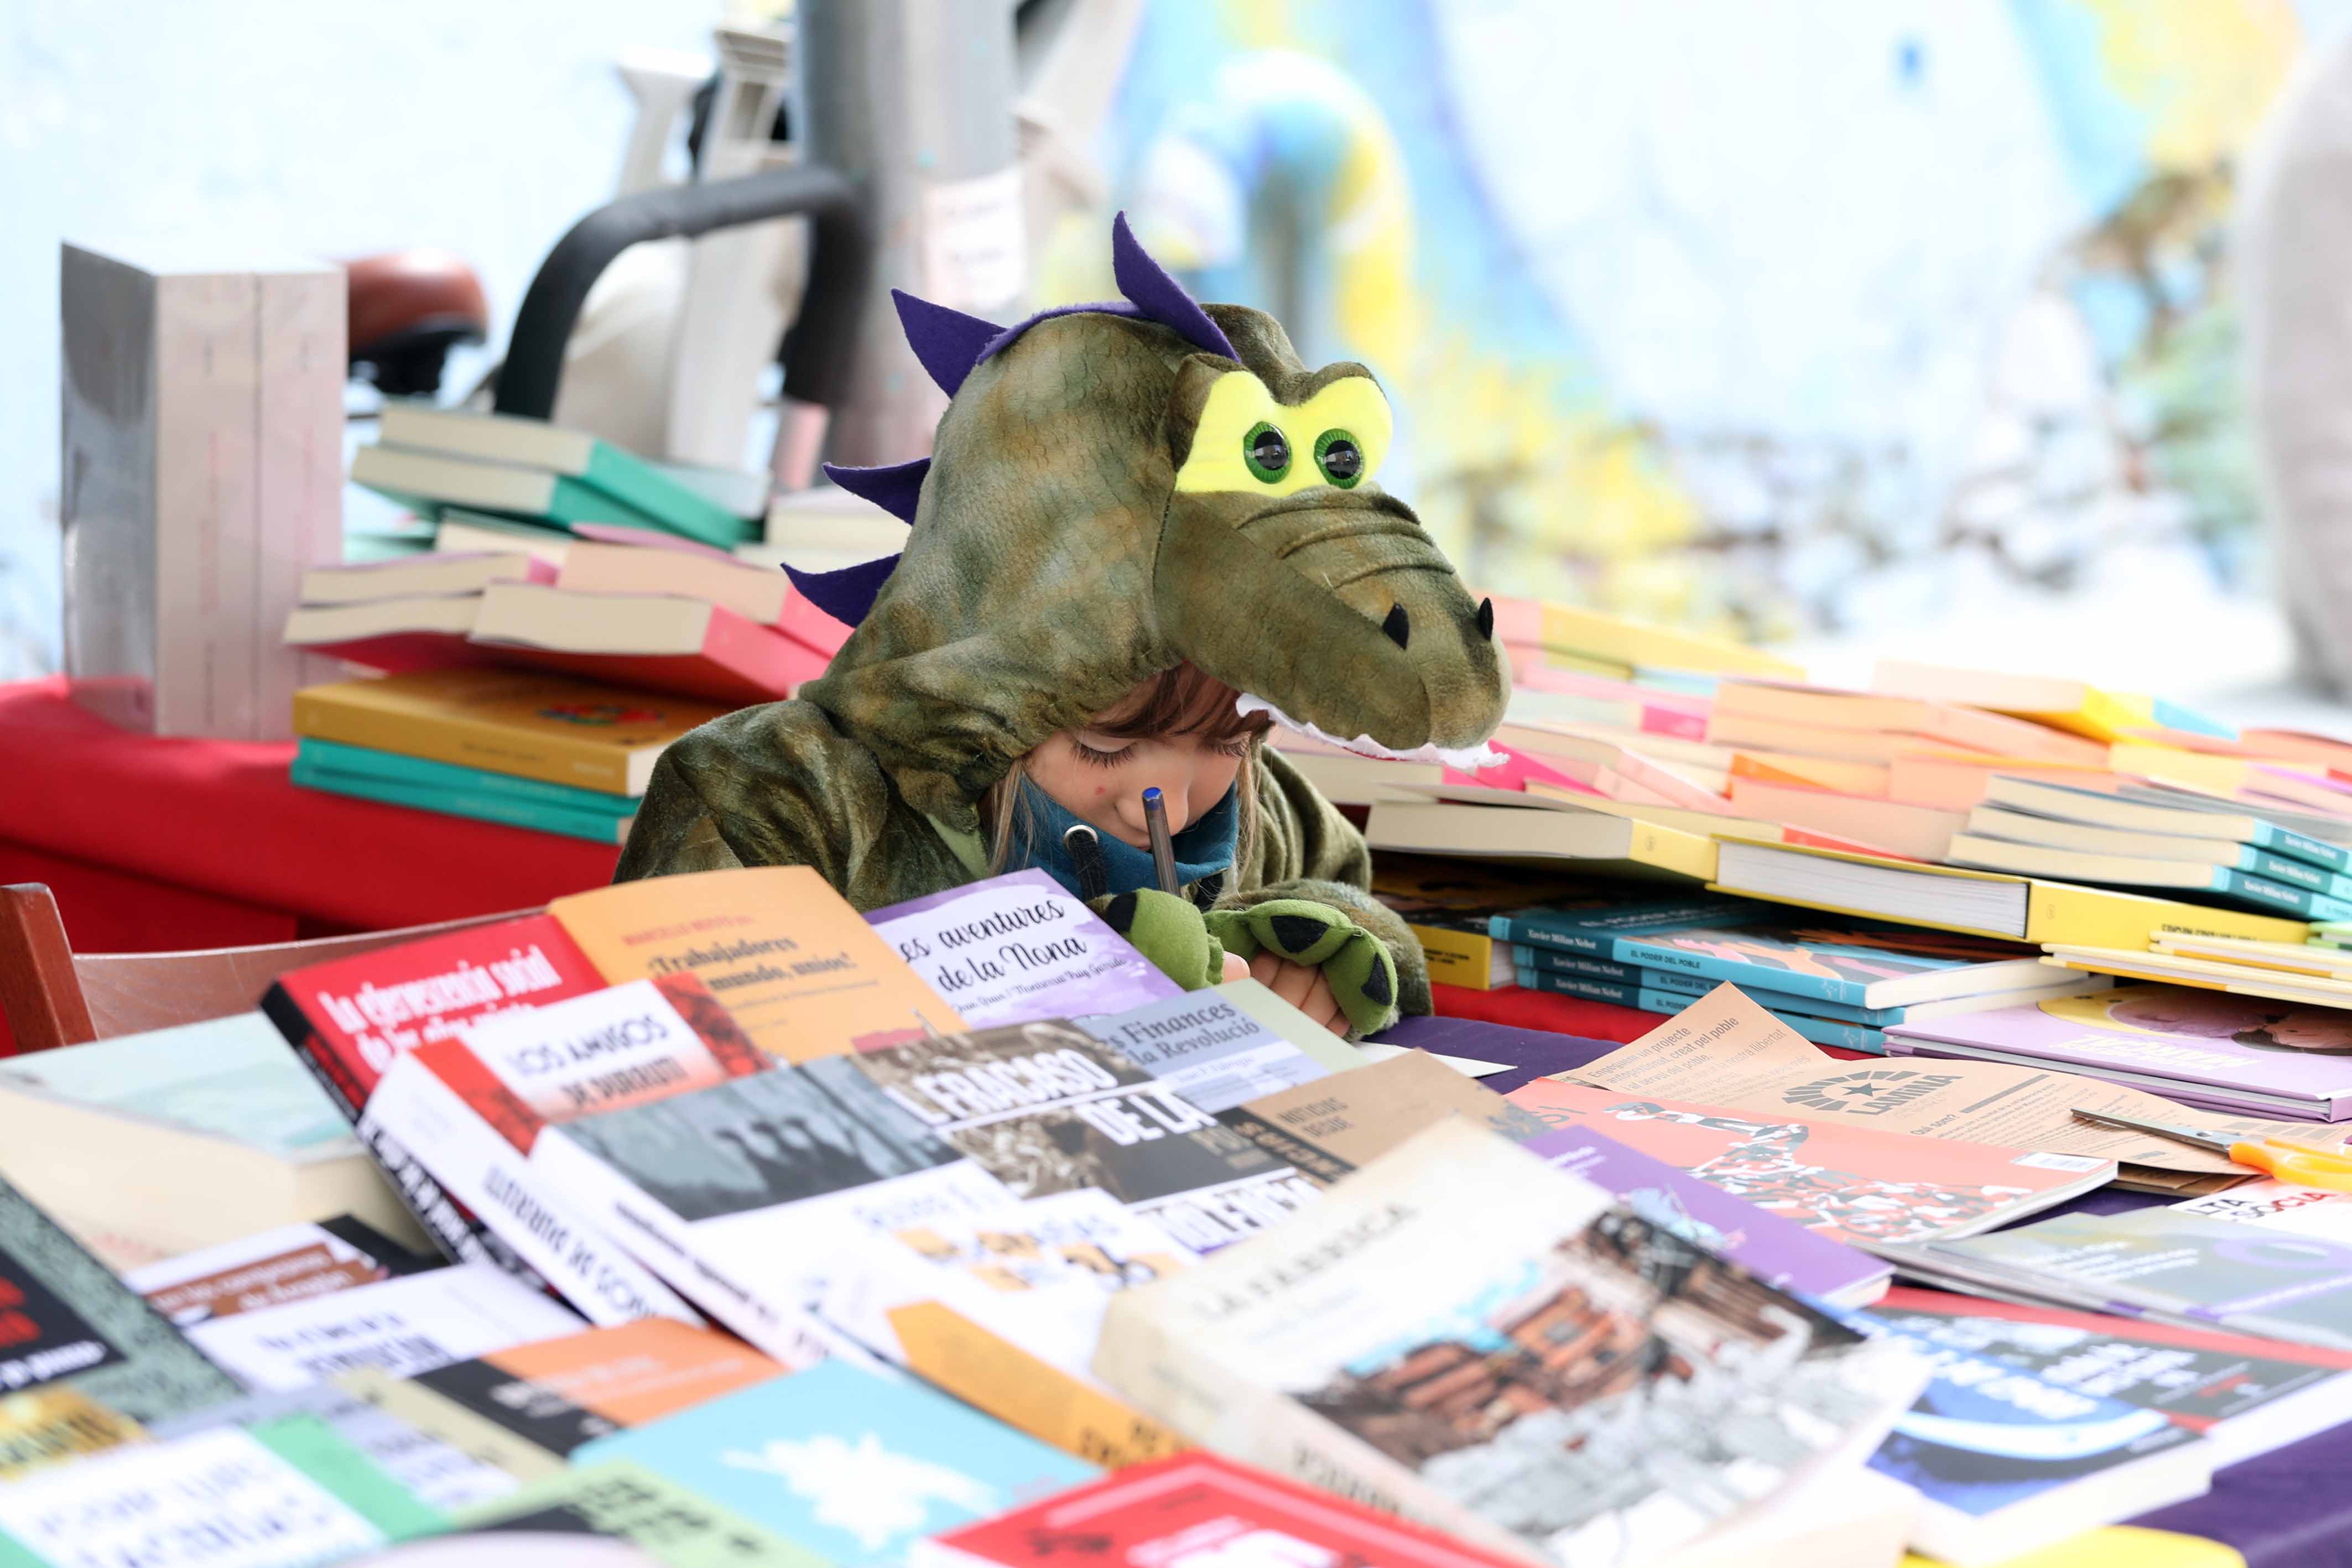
[2072,1109,2352,1191]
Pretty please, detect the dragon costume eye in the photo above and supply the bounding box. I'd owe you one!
[1314,430,1363,488]
[1243,422,1292,483]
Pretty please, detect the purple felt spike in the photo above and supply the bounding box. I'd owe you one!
[782,553,901,629]
[892,290,1005,396]
[823,458,929,525]
[1110,210,1237,361]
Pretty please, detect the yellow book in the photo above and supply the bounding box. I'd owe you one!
[1364,800,1717,882]
[293,667,732,796]
[1870,660,2155,742]
[549,867,967,1062]
[1708,838,2309,948]
[1407,921,1511,989]
[886,1301,1186,1468]
[2106,741,2251,795]
[1534,602,1802,680]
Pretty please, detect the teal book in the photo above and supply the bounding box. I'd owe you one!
[1509,967,1892,1053]
[569,1360,1097,1566]
[296,738,637,814]
[1517,952,1924,1025]
[1493,909,2050,1009]
[291,753,633,845]
[377,405,758,547]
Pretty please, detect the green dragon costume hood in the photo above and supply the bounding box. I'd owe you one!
[787,213,1510,831]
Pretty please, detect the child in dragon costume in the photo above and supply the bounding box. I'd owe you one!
[616,217,1508,1037]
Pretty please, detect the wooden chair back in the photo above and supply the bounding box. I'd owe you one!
[0,884,531,1055]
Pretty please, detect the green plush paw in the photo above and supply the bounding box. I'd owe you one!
[1205,898,1399,1036]
[1090,888,1227,991]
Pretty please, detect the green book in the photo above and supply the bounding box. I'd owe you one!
[296,737,639,812]
[0,1170,243,1426]
[290,753,633,845]
[377,404,758,546]
[351,445,691,541]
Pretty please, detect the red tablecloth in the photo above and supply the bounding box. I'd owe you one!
[0,678,620,956]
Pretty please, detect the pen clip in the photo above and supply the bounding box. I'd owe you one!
[1062,824,1109,903]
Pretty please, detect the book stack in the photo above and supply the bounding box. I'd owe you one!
[284,667,740,844]
[298,407,850,706]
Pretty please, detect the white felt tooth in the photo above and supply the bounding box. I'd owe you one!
[1235,693,1506,771]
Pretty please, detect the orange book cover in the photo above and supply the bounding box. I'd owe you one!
[549,867,967,1061]
[474,1319,783,1426]
[1727,749,1890,796]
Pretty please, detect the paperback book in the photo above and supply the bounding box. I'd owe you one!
[1215,1050,1547,1185]
[291,743,635,846]
[1075,988,1330,1113]
[569,1359,1099,1567]
[1886,986,2352,1119]
[1504,1078,2108,1249]
[1515,945,2108,1027]
[146,1382,522,1514]
[1508,966,1893,1053]
[447,1458,824,1566]
[867,870,1180,1027]
[1092,1118,1927,1568]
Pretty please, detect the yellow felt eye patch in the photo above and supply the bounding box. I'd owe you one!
[1173,372,1392,496]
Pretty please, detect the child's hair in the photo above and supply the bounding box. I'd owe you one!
[984,662,1273,879]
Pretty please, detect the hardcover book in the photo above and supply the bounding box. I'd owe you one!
[1504,1078,2106,1249]
[867,871,1181,1027]
[569,1359,1099,1567]
[549,867,968,1062]
[1885,985,2352,1118]
[1091,1118,1927,1568]
[0,1171,241,1426]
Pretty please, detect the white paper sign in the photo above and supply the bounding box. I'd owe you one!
[920,165,1026,311]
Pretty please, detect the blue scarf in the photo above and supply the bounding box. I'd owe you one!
[1006,777,1237,903]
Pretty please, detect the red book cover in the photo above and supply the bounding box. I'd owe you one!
[917,1452,1528,1568]
[261,912,607,1113]
[412,971,771,1154]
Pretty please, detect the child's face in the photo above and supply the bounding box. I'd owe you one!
[1028,727,1250,850]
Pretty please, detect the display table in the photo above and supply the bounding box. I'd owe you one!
[0,679,619,998]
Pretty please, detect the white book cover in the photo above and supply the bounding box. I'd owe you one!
[1094,1118,1928,1568]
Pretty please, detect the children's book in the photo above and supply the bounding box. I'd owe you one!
[913,1451,1539,1568]
[292,666,732,798]
[549,867,968,1063]
[1092,1118,1927,1568]
[0,1010,423,1263]
[867,870,1181,1027]
[0,1415,441,1566]
[569,1359,1099,1568]
[1504,1077,2106,1249]
[0,1171,241,1427]
[1518,1122,1890,1307]
[1495,907,2049,1009]
[1885,985,2352,1119]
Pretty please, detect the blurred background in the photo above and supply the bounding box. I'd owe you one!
[10,0,2352,716]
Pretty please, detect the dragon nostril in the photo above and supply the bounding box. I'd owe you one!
[1475,597,1495,640]
[1381,602,1411,650]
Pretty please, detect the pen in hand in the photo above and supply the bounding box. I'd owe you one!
[1142,787,1180,895]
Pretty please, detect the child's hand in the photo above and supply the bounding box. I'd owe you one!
[1246,951,1347,1035]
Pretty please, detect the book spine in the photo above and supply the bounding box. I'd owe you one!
[363,1056,702,1327]
[295,739,635,814]
[1407,923,1505,990]
[2218,872,2352,921]
[289,690,637,795]
[1693,993,1888,1055]
[1605,936,1857,1006]
[2254,823,2352,875]
[2244,848,2348,897]
[290,756,632,845]
[1516,968,1648,1009]
[1511,946,1648,984]
[544,474,679,539]
[524,1128,839,1369]
[1488,914,1614,957]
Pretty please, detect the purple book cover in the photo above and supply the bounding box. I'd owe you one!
[1367,1014,1618,1095]
[1886,986,2352,1118]
[866,869,1182,1028]
[1520,1124,1891,1306]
